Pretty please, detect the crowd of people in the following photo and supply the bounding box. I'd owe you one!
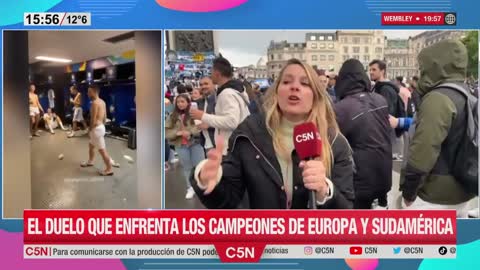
[165,39,478,217]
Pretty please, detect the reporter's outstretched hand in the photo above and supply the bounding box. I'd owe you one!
[199,135,224,195]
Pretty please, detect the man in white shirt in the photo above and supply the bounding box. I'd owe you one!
[190,57,250,155]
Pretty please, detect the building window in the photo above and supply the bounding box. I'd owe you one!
[320,55,326,61]
[328,36,333,41]
[353,46,360,53]
[320,35,325,41]
[311,43,317,49]
[271,65,275,69]
[343,55,349,61]
[328,55,335,61]
[312,55,318,61]
[353,37,360,44]
[320,43,326,49]
[270,54,274,60]
[310,36,316,41]
[343,46,348,53]
[365,38,371,43]
[278,54,283,60]
[364,55,370,62]
[328,43,334,49]
[341,37,348,43]
[377,38,382,44]
[353,55,360,60]
[364,46,369,53]
[375,47,382,53]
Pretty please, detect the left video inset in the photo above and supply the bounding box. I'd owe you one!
[3,30,162,218]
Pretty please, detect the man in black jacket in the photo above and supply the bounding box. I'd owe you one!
[335,59,392,209]
[369,60,404,159]
[197,76,216,151]
[369,60,401,117]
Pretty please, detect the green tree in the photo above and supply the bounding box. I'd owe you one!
[462,31,478,79]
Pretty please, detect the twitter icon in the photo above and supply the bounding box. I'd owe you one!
[393,247,401,254]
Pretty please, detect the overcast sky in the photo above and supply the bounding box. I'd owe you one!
[216,30,426,66]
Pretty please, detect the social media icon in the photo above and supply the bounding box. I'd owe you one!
[450,247,456,254]
[304,246,313,255]
[349,246,362,255]
[315,247,322,254]
[438,246,447,255]
[393,247,401,254]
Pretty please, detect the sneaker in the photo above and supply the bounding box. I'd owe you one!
[468,208,479,218]
[67,132,75,138]
[392,154,402,161]
[185,187,195,199]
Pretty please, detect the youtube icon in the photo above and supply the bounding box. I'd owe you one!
[349,246,363,255]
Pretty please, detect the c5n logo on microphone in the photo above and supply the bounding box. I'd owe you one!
[295,132,320,143]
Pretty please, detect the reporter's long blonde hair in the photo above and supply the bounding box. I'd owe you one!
[263,59,339,177]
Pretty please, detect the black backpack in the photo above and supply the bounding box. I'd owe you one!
[436,83,478,195]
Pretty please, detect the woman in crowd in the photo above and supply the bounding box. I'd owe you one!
[191,88,204,103]
[190,59,354,209]
[165,94,205,200]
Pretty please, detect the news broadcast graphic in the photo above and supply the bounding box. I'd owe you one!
[1,0,480,270]
[24,13,91,26]
[24,210,456,261]
[381,12,456,26]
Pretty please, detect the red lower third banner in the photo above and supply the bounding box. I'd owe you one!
[24,210,456,262]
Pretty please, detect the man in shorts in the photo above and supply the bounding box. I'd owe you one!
[67,86,88,138]
[43,108,67,134]
[29,83,44,137]
[80,84,114,176]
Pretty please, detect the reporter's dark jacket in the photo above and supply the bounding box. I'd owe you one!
[190,113,355,209]
[334,59,392,200]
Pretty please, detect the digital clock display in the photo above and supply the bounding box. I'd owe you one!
[24,13,91,26]
[423,15,442,22]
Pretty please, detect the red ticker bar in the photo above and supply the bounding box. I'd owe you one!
[382,12,446,25]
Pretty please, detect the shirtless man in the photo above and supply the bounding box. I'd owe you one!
[43,108,67,134]
[67,86,88,138]
[80,84,114,176]
[29,83,44,137]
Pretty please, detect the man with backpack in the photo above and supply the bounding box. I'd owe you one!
[369,60,406,160]
[400,40,477,217]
